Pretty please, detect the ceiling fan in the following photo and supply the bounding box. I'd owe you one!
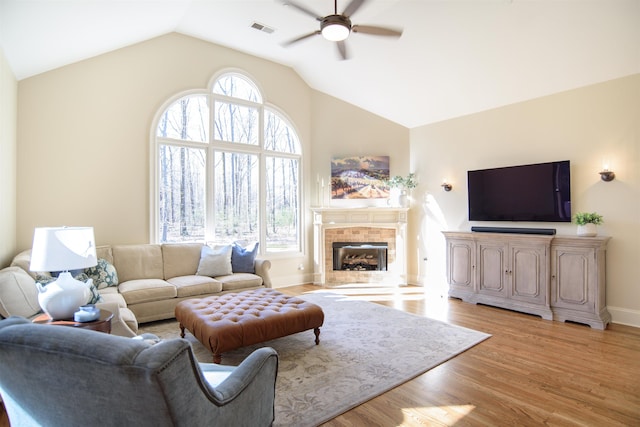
[281,0,403,60]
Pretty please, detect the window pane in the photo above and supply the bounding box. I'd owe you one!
[265,156,299,252]
[157,95,209,142]
[214,151,259,243]
[159,145,206,242]
[214,102,258,145]
[213,74,262,103]
[264,109,300,153]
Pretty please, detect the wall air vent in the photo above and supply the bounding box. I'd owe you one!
[250,22,275,34]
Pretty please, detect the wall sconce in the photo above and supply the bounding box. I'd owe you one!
[599,161,615,182]
[599,170,615,182]
[441,181,453,192]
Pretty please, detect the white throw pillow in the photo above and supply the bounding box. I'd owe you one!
[0,267,41,318]
[196,245,233,277]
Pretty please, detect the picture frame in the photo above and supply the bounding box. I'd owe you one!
[330,156,390,200]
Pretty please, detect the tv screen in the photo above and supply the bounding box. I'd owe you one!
[468,160,571,222]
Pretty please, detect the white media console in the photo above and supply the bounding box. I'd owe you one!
[443,231,610,329]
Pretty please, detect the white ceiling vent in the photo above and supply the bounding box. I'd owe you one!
[250,22,275,34]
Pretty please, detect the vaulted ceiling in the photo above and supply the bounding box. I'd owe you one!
[1,0,638,128]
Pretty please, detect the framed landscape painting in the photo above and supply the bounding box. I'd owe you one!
[330,156,390,199]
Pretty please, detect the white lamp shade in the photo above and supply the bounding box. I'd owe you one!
[30,227,97,272]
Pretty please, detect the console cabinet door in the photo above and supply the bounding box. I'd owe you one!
[550,237,610,329]
[446,238,475,297]
[509,243,548,306]
[551,246,595,311]
[476,241,507,297]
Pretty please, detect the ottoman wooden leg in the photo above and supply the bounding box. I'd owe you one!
[213,354,222,364]
[179,324,186,338]
[314,327,321,345]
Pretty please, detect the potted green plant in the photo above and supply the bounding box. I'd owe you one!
[385,173,418,207]
[385,173,418,191]
[573,212,603,237]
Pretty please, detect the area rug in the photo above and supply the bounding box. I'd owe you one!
[139,291,491,426]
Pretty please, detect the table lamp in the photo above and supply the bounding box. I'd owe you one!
[29,226,98,320]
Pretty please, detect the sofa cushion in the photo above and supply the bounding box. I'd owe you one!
[167,276,223,297]
[196,245,233,277]
[162,243,202,279]
[85,258,119,289]
[216,273,263,291]
[112,244,164,282]
[231,242,259,273]
[0,267,41,318]
[10,250,37,280]
[95,246,114,265]
[118,279,176,305]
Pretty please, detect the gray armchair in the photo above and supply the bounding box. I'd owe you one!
[0,316,278,427]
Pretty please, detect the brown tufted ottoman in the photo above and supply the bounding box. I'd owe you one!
[175,288,324,363]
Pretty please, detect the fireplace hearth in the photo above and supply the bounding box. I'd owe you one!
[332,242,388,271]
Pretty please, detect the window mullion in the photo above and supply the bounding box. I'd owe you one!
[205,93,216,243]
[258,107,266,255]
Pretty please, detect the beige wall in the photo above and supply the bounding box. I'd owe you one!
[16,33,311,247]
[410,74,640,326]
[15,33,409,286]
[0,46,17,267]
[309,90,410,192]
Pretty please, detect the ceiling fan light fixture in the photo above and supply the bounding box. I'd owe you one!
[321,15,351,41]
[322,22,349,41]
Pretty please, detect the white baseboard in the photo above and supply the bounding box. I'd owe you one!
[608,306,640,328]
[271,272,314,289]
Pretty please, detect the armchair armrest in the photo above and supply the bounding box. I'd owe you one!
[199,347,278,406]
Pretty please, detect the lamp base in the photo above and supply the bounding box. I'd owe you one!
[36,272,91,320]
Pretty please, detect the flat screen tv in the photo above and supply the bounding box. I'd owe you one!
[468,160,571,222]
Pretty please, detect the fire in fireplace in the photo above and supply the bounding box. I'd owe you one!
[332,242,388,271]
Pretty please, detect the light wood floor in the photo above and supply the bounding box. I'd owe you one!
[278,284,640,426]
[2,284,639,426]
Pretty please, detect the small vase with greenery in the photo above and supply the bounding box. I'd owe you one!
[385,173,417,207]
[385,173,418,191]
[573,212,603,237]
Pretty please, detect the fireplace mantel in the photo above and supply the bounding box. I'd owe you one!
[311,207,409,225]
[311,207,409,285]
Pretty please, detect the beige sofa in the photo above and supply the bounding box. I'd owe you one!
[1,243,272,337]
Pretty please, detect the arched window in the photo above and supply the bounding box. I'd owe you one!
[153,71,302,254]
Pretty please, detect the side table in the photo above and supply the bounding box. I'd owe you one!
[32,309,114,333]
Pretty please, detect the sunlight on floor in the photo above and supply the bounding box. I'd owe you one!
[302,284,452,322]
[401,404,476,425]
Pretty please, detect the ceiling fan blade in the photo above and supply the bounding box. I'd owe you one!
[342,0,367,18]
[352,25,403,37]
[282,31,322,46]
[336,40,349,60]
[281,0,323,21]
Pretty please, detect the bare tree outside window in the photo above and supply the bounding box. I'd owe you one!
[155,72,301,253]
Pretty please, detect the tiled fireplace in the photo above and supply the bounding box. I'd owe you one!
[311,208,408,285]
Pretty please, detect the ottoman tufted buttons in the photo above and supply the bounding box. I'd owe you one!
[175,288,324,364]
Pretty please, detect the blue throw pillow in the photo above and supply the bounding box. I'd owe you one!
[231,242,259,273]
